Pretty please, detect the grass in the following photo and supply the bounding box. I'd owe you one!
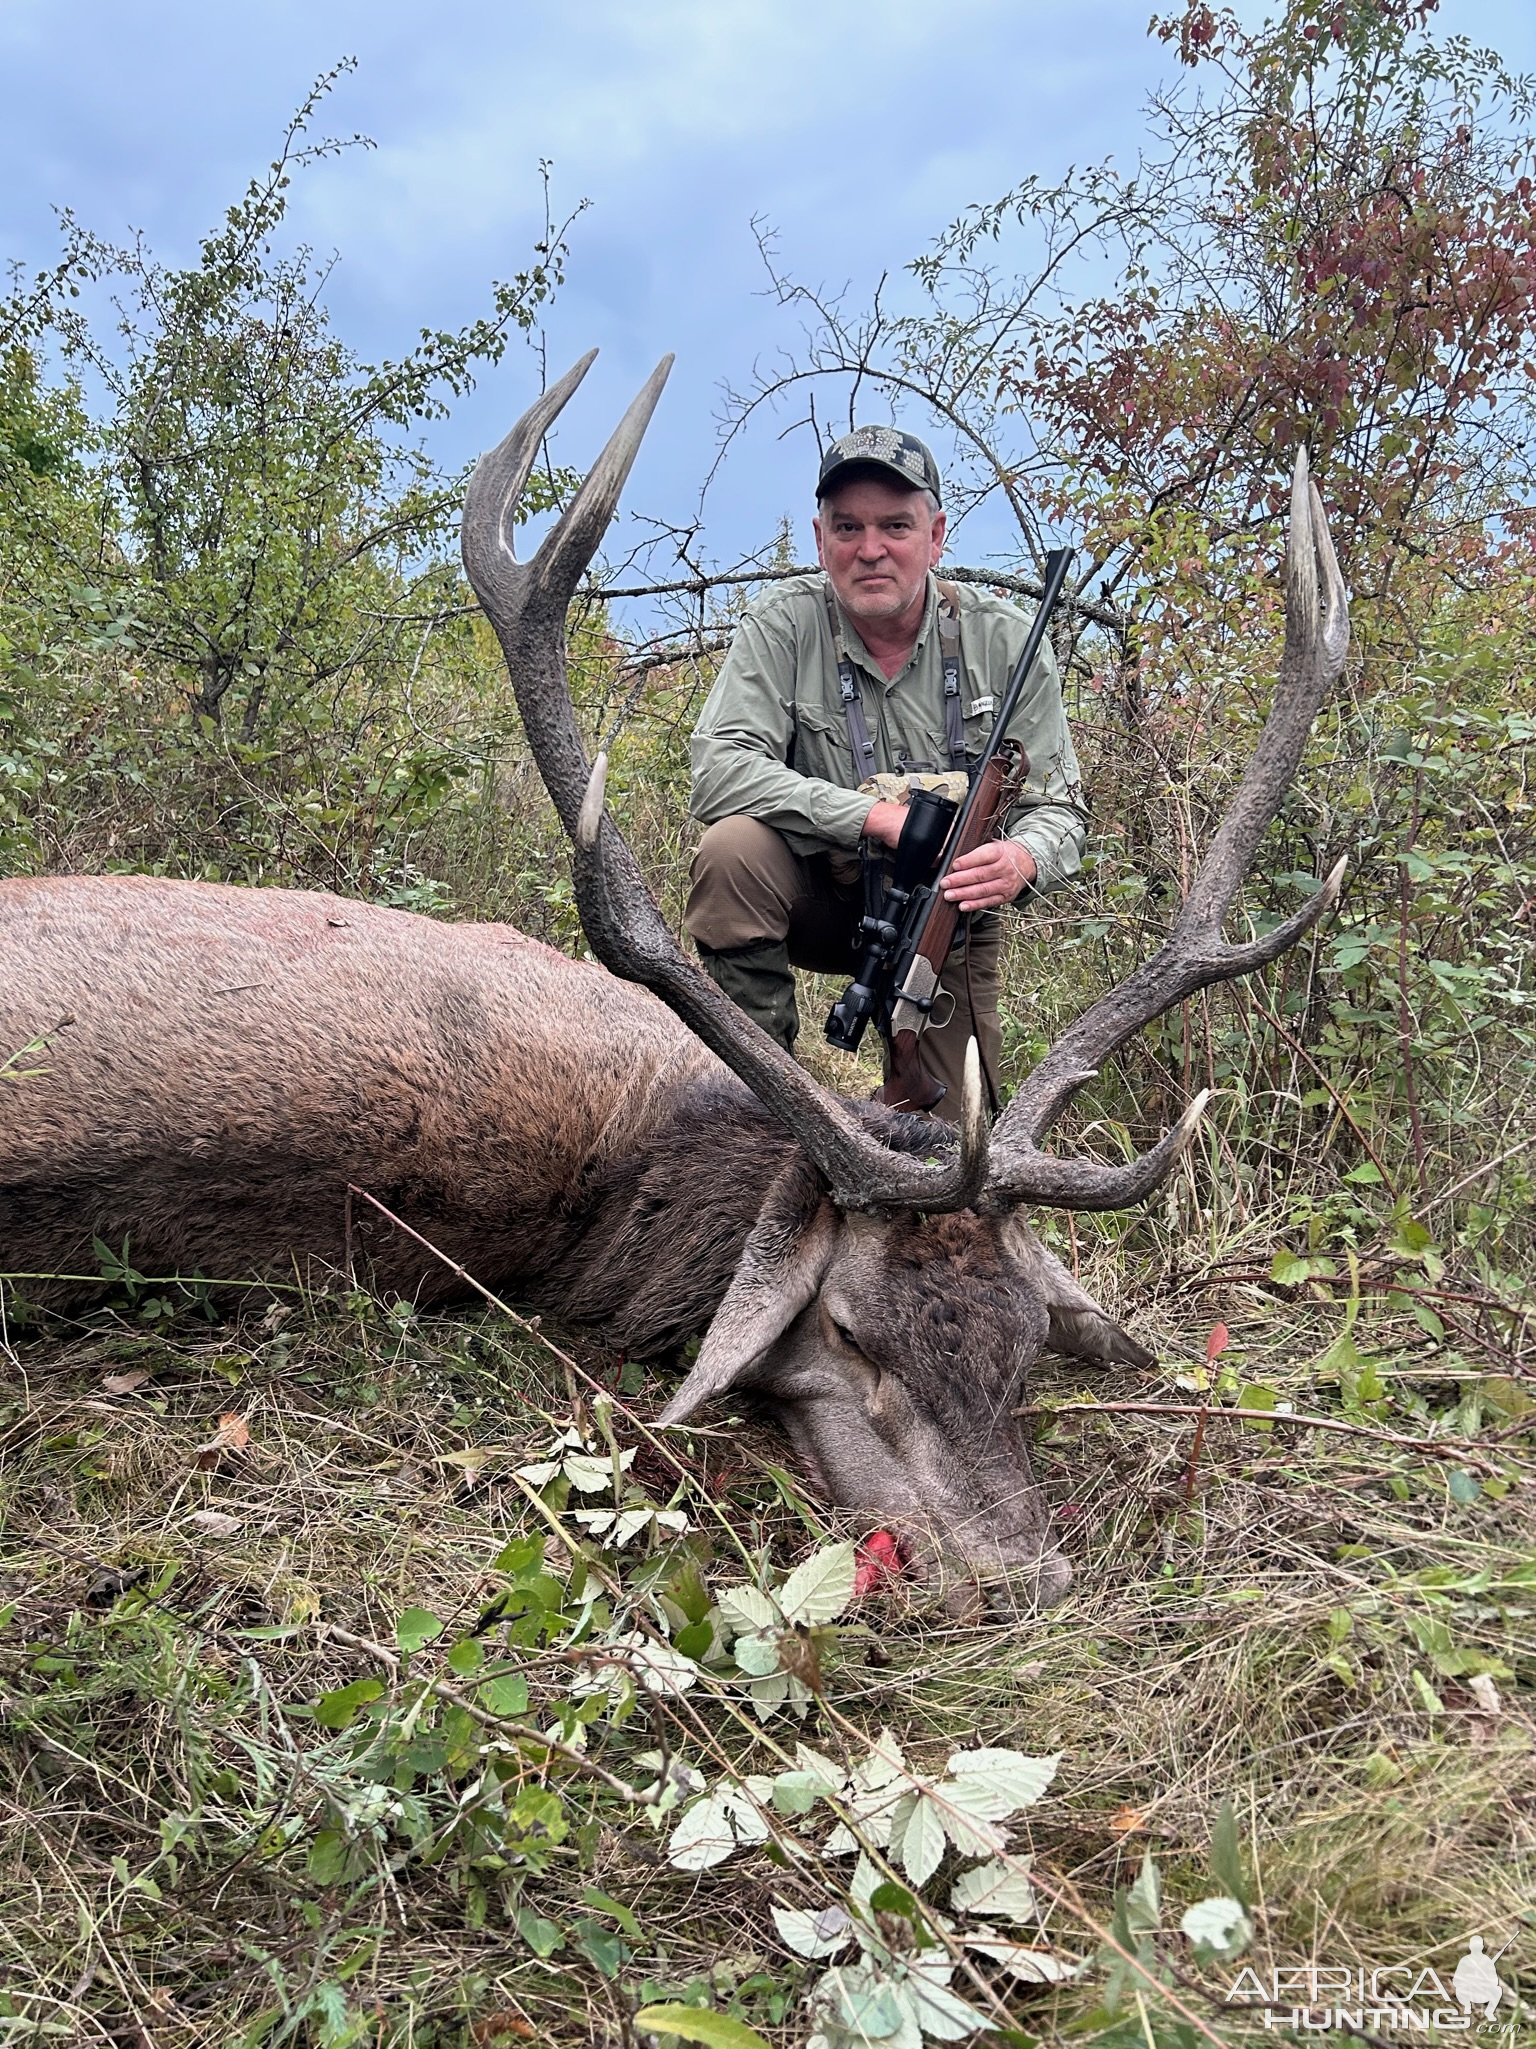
[1,1242,1530,2049]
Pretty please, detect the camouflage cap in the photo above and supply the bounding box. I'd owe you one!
[816,426,942,506]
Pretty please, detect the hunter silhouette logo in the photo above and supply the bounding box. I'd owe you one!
[1454,1938,1506,2022]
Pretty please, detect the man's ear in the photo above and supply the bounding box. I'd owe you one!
[1001,1216,1156,1369]
[657,1161,839,1427]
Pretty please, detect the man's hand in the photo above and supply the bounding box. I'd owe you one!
[861,799,910,850]
[942,840,1037,911]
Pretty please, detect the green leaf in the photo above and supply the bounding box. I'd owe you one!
[1210,1796,1248,1908]
[572,1917,625,1977]
[666,1558,712,1627]
[1125,1850,1162,1936]
[312,1677,384,1730]
[1388,1215,1436,1258]
[477,1673,530,1718]
[582,1886,642,1941]
[868,1880,921,1918]
[1181,1895,1252,1956]
[1410,1668,1446,1714]
[777,1540,858,1625]
[395,1607,443,1653]
[1235,1383,1278,1431]
[632,2005,775,2049]
[446,1637,483,1677]
[674,1620,713,1661]
[306,1828,351,1886]
[513,1906,563,1958]
[1447,1469,1481,1505]
[494,1534,546,1577]
[1269,1248,1335,1286]
[822,1965,912,2041]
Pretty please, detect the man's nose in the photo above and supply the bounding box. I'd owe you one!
[856,527,886,559]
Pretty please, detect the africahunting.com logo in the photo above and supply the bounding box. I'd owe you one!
[1227,1937,1519,2034]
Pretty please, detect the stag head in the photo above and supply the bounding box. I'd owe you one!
[462,354,1349,1603]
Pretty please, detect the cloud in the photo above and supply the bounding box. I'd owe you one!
[293,0,1028,274]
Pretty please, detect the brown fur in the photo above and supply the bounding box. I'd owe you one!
[1,874,713,1305]
[1,872,1149,1598]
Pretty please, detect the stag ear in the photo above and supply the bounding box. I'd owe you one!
[657,1162,838,1426]
[1001,1217,1155,1370]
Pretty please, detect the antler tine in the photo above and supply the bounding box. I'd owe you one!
[983,449,1351,1213]
[460,348,598,618]
[462,358,991,1215]
[532,354,676,650]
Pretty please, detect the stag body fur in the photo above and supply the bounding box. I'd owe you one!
[1,871,1137,1598]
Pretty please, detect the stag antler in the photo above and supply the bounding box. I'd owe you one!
[461,352,988,1213]
[981,450,1351,1211]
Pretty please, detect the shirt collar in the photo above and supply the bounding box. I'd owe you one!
[830,572,939,682]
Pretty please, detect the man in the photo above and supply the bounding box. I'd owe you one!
[685,425,1088,1117]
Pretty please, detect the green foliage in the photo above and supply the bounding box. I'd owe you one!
[6,64,569,736]
[741,0,1536,654]
[633,2007,774,2049]
[0,66,594,902]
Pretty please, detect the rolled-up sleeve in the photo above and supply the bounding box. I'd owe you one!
[689,613,873,848]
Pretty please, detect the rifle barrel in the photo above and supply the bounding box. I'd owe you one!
[932,546,1075,889]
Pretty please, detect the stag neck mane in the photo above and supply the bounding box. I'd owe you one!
[544,1073,954,1356]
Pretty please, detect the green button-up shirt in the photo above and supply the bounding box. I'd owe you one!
[689,572,1088,894]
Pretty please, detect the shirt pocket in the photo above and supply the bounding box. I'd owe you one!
[789,703,851,782]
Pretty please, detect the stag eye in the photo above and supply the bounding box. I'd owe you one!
[825,1309,869,1360]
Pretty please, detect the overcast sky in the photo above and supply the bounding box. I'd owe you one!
[3,0,1534,585]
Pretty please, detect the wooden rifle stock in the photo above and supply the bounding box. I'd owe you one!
[878,749,1015,1114]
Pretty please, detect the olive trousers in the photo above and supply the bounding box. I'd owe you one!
[683,815,1001,1120]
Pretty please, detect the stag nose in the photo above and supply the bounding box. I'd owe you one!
[894,1523,1072,1620]
[972,1543,1073,1621]
[1022,1544,1073,1607]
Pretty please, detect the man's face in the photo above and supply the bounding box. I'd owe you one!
[814,474,945,636]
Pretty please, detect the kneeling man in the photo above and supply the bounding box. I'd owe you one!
[686,426,1088,1117]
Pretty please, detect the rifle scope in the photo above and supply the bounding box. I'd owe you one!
[825,786,958,1053]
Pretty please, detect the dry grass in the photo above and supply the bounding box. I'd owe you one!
[1,1258,1531,2049]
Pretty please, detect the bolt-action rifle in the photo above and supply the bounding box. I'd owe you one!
[825,547,1076,1113]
